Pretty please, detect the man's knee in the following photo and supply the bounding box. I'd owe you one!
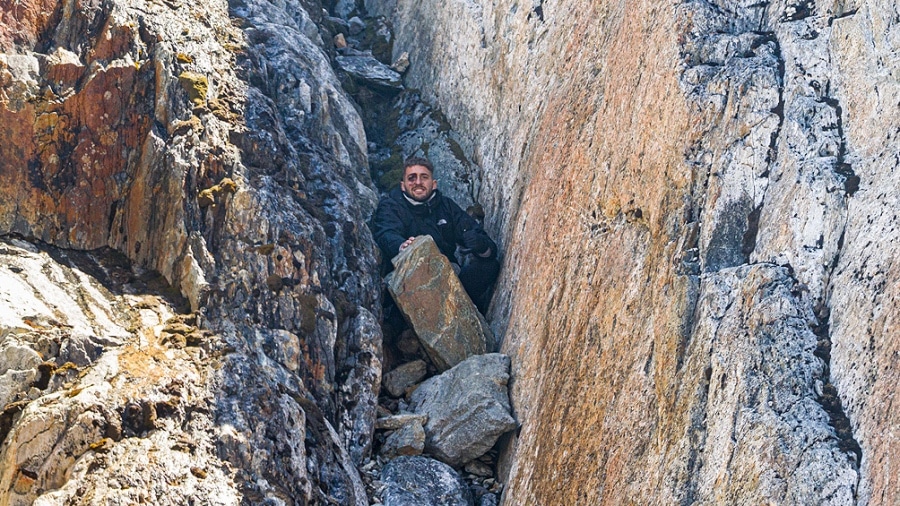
[472,256,500,282]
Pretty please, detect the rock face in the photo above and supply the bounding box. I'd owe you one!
[410,353,516,467]
[387,235,492,370]
[385,0,899,504]
[0,239,242,506]
[1,0,382,503]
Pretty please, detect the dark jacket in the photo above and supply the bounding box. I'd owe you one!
[371,187,496,263]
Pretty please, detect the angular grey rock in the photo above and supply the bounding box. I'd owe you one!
[391,52,410,74]
[333,0,358,19]
[410,353,516,466]
[382,360,428,397]
[479,494,498,506]
[464,460,493,477]
[387,236,491,371]
[375,413,428,431]
[335,55,403,90]
[322,16,350,36]
[381,456,474,506]
[380,419,425,459]
[348,16,366,36]
[396,329,422,356]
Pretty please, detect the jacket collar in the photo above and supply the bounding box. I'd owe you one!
[402,191,437,206]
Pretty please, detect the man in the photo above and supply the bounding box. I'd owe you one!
[372,157,500,312]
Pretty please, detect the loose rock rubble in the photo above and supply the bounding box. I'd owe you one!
[362,242,515,504]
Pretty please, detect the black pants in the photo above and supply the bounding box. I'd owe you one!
[458,255,501,313]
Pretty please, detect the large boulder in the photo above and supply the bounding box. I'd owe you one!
[381,456,474,506]
[387,236,491,371]
[410,353,517,466]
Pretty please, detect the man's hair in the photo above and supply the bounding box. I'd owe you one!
[403,156,434,175]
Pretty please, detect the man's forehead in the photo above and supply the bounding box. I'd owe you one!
[404,165,433,176]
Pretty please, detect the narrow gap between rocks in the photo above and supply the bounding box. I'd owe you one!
[811,316,863,470]
[321,3,510,505]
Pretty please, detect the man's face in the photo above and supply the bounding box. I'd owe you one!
[400,164,437,202]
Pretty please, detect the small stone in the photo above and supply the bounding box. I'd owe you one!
[380,419,425,459]
[335,55,403,90]
[464,460,493,477]
[390,52,410,73]
[348,16,366,35]
[479,493,498,506]
[375,414,428,430]
[396,330,421,356]
[12,470,35,494]
[382,360,428,397]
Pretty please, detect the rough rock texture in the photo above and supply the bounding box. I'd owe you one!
[387,235,491,370]
[386,0,898,504]
[410,353,516,467]
[375,413,428,430]
[336,54,403,89]
[383,359,427,397]
[381,455,474,506]
[0,239,242,505]
[380,418,425,459]
[1,0,383,503]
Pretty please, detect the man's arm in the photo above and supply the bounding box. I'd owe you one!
[450,200,497,258]
[371,199,410,258]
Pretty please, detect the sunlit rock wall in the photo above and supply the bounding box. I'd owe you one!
[0,0,382,503]
[387,0,898,503]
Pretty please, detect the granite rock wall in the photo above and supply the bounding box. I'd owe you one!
[386,0,898,503]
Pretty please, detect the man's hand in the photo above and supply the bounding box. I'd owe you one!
[399,236,416,251]
[462,230,491,255]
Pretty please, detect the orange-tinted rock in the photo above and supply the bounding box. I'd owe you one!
[390,0,896,503]
[387,235,491,371]
[0,0,60,53]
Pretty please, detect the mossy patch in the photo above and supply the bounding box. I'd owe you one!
[178,71,208,107]
[198,177,238,207]
[172,115,203,136]
[255,244,276,255]
[266,274,284,292]
[88,438,113,453]
[378,167,403,190]
[297,293,318,335]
